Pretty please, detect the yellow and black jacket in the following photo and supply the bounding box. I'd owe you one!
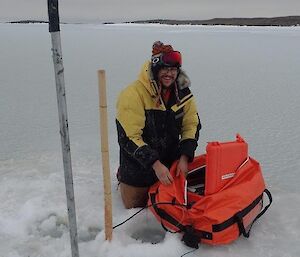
[116,61,201,187]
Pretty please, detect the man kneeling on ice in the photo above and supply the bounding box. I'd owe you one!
[116,41,201,208]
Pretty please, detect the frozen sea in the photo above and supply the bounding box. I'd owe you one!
[0,23,300,257]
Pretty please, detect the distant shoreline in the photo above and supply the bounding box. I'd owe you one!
[129,16,300,27]
[6,16,300,27]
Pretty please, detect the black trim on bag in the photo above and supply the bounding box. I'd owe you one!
[149,193,213,240]
[212,189,272,233]
[236,189,272,238]
[194,229,213,240]
[212,192,263,232]
[150,193,185,232]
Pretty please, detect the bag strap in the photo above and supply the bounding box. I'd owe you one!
[149,192,212,241]
[149,193,185,232]
[236,189,272,238]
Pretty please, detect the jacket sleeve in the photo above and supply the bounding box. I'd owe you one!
[179,96,201,161]
[116,86,159,169]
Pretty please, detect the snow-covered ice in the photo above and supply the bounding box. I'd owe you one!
[0,23,300,257]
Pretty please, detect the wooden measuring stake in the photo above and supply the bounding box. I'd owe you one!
[97,70,113,241]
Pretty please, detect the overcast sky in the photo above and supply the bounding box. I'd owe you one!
[0,0,300,23]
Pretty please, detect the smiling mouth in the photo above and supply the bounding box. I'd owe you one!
[162,76,174,81]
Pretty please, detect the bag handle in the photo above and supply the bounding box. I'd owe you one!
[236,189,272,238]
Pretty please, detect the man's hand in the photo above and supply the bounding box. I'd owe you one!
[152,160,173,185]
[176,155,189,177]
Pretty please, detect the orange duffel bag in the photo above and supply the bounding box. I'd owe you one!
[148,134,272,248]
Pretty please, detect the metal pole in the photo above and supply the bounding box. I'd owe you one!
[47,1,79,257]
[98,70,113,241]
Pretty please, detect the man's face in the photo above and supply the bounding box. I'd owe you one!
[158,67,178,88]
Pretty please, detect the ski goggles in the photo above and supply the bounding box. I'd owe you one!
[152,51,182,68]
